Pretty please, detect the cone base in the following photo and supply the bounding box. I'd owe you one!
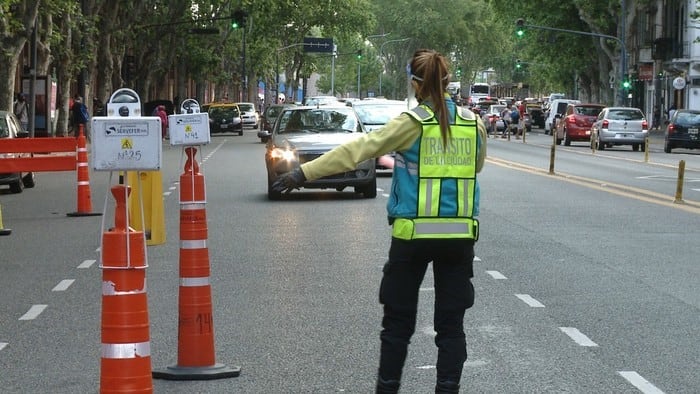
[67,212,103,217]
[0,229,11,236]
[152,363,241,381]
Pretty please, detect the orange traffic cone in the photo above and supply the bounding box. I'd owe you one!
[0,203,11,236]
[153,147,240,380]
[100,185,153,393]
[67,124,101,217]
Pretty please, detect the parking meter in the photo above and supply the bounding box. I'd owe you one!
[169,98,210,146]
[180,99,200,114]
[94,88,165,245]
[106,88,142,117]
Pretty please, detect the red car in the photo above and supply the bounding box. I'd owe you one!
[555,103,605,146]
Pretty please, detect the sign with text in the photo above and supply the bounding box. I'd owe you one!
[91,116,162,171]
[168,112,211,146]
[303,37,333,53]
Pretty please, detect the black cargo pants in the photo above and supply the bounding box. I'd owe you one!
[378,237,475,383]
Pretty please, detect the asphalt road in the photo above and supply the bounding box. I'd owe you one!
[1,126,698,393]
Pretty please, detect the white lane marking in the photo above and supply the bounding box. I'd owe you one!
[169,186,177,190]
[692,188,700,192]
[486,270,507,279]
[163,191,172,196]
[416,365,435,370]
[382,193,390,198]
[0,342,7,351]
[52,279,75,292]
[77,259,96,269]
[559,327,598,347]
[618,371,665,394]
[19,305,48,321]
[473,256,482,263]
[515,294,545,307]
[419,287,434,292]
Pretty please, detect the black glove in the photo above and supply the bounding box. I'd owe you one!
[271,167,306,193]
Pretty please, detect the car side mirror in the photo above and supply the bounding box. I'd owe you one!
[16,130,30,138]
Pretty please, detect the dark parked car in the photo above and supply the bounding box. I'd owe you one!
[664,109,700,153]
[257,104,294,142]
[265,105,376,200]
[555,103,605,146]
[207,104,243,135]
[0,111,35,193]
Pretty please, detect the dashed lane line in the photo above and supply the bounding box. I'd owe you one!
[618,371,666,394]
[52,279,75,292]
[515,294,545,307]
[486,270,507,279]
[18,305,48,321]
[77,259,96,269]
[559,327,598,347]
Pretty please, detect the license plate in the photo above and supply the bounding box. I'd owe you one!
[221,124,229,128]
[585,130,591,135]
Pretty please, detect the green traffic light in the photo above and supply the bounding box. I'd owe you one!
[232,21,239,29]
[515,18,525,38]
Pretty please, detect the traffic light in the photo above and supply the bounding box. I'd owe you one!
[231,9,247,29]
[622,79,631,90]
[516,18,525,37]
[456,67,462,78]
[356,49,362,60]
[515,59,522,69]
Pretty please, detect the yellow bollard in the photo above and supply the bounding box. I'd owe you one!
[127,170,166,245]
[674,160,686,204]
[0,203,11,236]
[644,136,650,162]
[591,130,597,154]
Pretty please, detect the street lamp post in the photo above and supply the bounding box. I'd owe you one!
[358,33,390,98]
[379,38,410,97]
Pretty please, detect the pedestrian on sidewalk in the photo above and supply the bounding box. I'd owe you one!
[272,48,487,394]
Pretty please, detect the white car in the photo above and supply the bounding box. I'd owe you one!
[235,102,259,128]
[544,98,580,134]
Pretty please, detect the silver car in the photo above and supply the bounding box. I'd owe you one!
[264,105,376,200]
[591,107,649,151]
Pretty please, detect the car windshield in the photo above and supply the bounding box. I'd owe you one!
[238,104,254,112]
[353,103,405,125]
[576,106,603,116]
[608,109,643,120]
[0,118,8,138]
[674,112,700,126]
[210,107,239,118]
[277,108,359,134]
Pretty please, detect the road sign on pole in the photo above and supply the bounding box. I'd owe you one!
[303,37,333,53]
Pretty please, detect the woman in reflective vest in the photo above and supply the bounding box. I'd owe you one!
[272,48,487,394]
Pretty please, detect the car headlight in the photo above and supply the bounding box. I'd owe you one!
[271,147,297,162]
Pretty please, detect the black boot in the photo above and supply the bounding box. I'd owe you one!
[376,376,400,394]
[435,380,460,393]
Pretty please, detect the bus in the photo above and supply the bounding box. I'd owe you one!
[468,83,491,104]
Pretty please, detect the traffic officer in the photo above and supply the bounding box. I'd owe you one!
[272,48,487,394]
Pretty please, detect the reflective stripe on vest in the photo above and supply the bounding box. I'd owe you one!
[392,105,478,240]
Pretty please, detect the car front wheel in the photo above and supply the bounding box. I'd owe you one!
[664,140,673,153]
[9,178,23,194]
[357,177,377,198]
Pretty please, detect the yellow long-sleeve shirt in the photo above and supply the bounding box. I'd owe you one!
[300,108,487,181]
